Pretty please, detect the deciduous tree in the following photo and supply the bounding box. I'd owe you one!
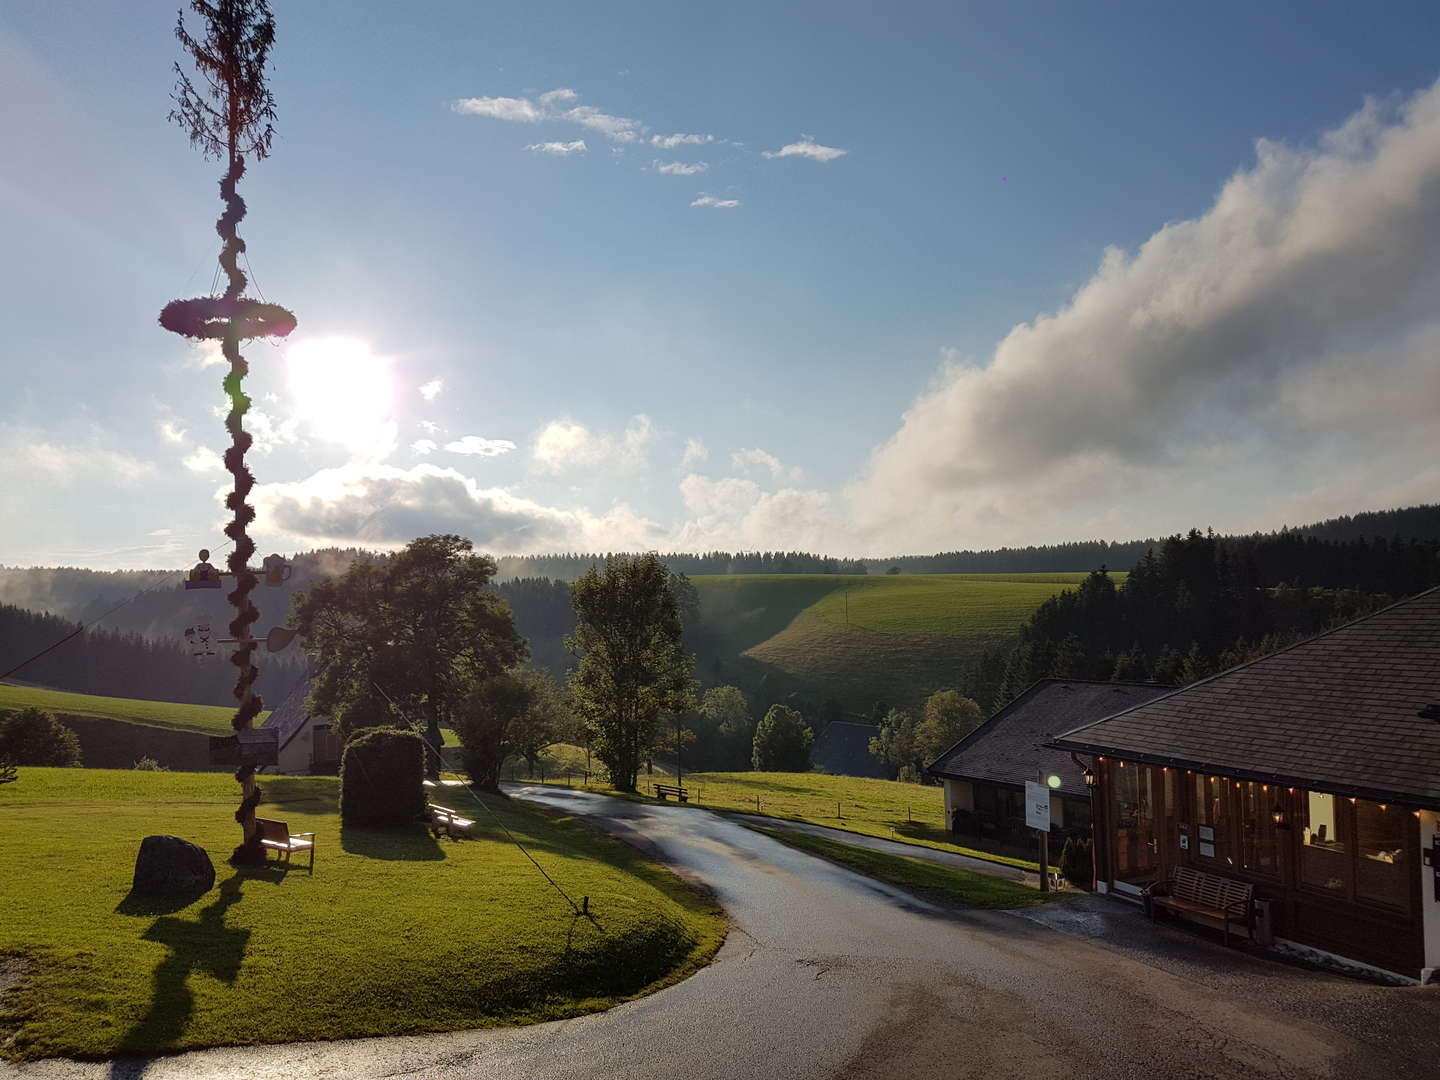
[751,704,813,772]
[0,708,82,767]
[567,554,696,792]
[913,690,985,766]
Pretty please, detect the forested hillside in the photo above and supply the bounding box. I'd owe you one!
[0,604,303,707]
[985,528,1440,707]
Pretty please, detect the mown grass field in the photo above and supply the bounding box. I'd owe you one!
[0,684,260,735]
[0,769,723,1060]
[519,767,1038,872]
[691,572,1120,709]
[754,829,1062,909]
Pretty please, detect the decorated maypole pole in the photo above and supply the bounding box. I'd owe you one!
[161,0,296,865]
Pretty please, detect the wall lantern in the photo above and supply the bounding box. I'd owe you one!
[1083,768,1097,789]
[1270,804,1288,827]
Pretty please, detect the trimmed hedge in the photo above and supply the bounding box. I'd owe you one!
[340,727,426,826]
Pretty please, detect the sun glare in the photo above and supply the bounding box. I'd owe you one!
[285,337,396,457]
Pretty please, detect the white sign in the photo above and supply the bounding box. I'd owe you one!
[1024,781,1051,833]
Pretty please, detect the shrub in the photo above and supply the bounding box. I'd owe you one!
[0,708,82,767]
[751,704,813,771]
[0,758,16,785]
[340,727,427,826]
[133,756,169,772]
[1059,835,1094,890]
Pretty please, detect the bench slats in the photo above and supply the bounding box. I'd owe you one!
[1147,866,1254,944]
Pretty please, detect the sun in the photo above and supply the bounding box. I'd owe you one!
[285,337,396,457]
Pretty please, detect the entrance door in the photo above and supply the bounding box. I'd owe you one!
[1111,763,1160,893]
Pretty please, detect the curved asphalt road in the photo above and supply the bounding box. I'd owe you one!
[6,786,1439,1080]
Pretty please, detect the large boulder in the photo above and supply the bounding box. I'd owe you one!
[131,835,215,899]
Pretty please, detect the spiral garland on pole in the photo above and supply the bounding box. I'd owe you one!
[163,0,292,866]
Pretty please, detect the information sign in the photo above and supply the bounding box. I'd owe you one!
[1024,780,1051,832]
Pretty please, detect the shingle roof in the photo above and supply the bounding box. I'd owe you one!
[261,674,311,752]
[811,721,893,780]
[927,680,1176,797]
[1051,586,1440,807]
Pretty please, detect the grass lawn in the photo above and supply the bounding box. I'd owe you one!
[0,769,724,1060]
[523,768,1038,872]
[0,684,259,736]
[752,828,1066,909]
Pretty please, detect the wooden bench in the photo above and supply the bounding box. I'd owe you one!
[654,783,689,803]
[428,804,475,838]
[255,818,316,870]
[1144,866,1254,945]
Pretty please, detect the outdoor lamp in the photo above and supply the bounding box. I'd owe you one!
[1270,803,1288,827]
[1046,773,1063,789]
[1083,767,1097,788]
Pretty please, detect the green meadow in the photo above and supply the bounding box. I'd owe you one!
[0,683,261,735]
[0,769,723,1060]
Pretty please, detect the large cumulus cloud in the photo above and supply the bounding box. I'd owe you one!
[847,82,1440,551]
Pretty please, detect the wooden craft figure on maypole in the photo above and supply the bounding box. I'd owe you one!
[161,0,296,865]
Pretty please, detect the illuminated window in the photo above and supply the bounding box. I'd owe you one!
[1238,781,1279,876]
[1300,792,1349,895]
[1355,800,1408,909]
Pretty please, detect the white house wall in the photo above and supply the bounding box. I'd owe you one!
[943,779,973,823]
[1421,809,1440,983]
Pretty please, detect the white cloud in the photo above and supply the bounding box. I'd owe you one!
[411,439,438,455]
[681,437,708,467]
[533,415,653,474]
[420,420,442,435]
[0,425,155,489]
[675,474,841,551]
[185,340,227,369]
[160,421,187,444]
[847,79,1440,551]
[762,135,848,162]
[183,446,224,473]
[445,435,518,457]
[656,160,708,175]
[452,96,543,123]
[452,89,642,144]
[732,447,803,483]
[419,378,443,401]
[651,133,715,149]
[691,194,740,209]
[254,463,664,553]
[525,139,588,156]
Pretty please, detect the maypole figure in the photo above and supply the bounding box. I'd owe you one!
[161,0,296,866]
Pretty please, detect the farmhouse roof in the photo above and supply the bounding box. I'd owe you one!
[927,680,1176,798]
[1051,586,1440,808]
[261,674,312,752]
[811,720,892,780]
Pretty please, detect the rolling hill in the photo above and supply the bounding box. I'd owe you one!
[690,572,1118,711]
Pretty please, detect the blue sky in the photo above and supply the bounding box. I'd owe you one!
[4,1,1440,567]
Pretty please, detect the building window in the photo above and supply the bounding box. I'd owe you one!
[1237,781,1280,878]
[1193,774,1229,864]
[1355,800,1409,910]
[1300,792,1350,896]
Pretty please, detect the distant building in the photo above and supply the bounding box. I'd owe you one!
[1053,586,1440,982]
[261,677,340,775]
[928,680,1175,848]
[811,720,893,779]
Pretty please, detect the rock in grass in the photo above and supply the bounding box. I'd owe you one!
[131,835,215,898]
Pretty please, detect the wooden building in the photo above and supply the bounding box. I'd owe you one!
[1053,586,1440,982]
[260,677,341,776]
[928,680,1174,848]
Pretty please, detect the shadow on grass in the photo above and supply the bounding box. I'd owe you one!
[340,821,446,860]
[113,870,257,1064]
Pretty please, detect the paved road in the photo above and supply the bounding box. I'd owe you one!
[6,786,1439,1080]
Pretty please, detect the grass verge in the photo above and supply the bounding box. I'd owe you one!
[753,828,1068,910]
[0,768,724,1061]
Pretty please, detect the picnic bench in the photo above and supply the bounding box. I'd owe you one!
[428,804,475,838]
[255,818,316,870]
[654,783,689,803]
[1143,866,1254,945]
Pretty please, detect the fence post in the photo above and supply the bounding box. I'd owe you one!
[837,800,842,819]
[756,794,761,813]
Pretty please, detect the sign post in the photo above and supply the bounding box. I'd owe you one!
[1026,775,1053,893]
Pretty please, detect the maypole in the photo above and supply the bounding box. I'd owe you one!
[161,0,295,865]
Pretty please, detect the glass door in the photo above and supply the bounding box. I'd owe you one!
[1112,762,1160,892]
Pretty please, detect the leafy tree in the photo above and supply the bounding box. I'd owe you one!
[689,685,753,771]
[455,668,572,791]
[0,708,82,767]
[868,707,918,778]
[568,554,696,792]
[752,704,813,771]
[293,535,527,778]
[913,690,985,765]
